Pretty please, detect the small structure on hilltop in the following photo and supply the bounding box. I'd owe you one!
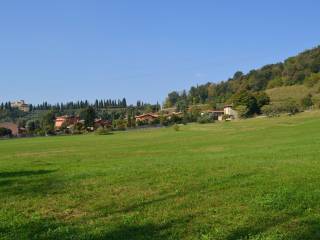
[11,100,29,112]
[55,116,80,129]
[0,122,20,136]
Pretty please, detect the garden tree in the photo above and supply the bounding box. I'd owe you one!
[73,122,84,133]
[115,119,127,130]
[197,113,214,124]
[127,115,135,128]
[175,99,188,113]
[230,90,259,115]
[164,91,180,107]
[235,105,249,119]
[0,127,12,136]
[233,71,244,80]
[80,107,96,128]
[301,94,313,108]
[26,120,40,133]
[254,91,270,111]
[40,111,55,134]
[188,106,201,122]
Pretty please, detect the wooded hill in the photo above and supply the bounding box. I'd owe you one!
[164,46,320,108]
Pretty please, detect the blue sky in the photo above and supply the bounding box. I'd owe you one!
[1,0,319,105]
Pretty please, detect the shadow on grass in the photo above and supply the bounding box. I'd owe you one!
[0,169,61,197]
[0,170,56,178]
[225,213,320,240]
[1,216,185,240]
[101,172,256,216]
[100,221,176,240]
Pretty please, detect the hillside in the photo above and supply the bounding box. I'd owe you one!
[164,46,320,108]
[266,84,320,105]
[2,111,320,239]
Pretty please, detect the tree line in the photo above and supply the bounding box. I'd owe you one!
[164,46,320,110]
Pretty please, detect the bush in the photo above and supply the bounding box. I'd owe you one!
[0,127,12,137]
[115,119,127,131]
[150,118,160,125]
[282,100,300,115]
[95,127,111,135]
[301,94,313,109]
[235,105,249,119]
[304,73,320,88]
[173,124,180,131]
[136,120,148,126]
[262,101,300,117]
[197,113,215,124]
[71,122,84,134]
[261,105,280,117]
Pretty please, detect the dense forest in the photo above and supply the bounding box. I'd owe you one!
[164,46,320,109]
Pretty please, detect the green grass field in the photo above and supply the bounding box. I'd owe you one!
[1,112,320,240]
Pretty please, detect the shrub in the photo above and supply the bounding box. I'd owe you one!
[304,73,320,88]
[71,122,84,134]
[282,100,300,115]
[136,120,148,126]
[115,119,127,131]
[235,105,249,119]
[301,94,313,109]
[0,127,12,137]
[262,101,300,117]
[150,118,160,125]
[95,127,111,135]
[197,113,214,124]
[173,124,180,131]
[261,105,280,117]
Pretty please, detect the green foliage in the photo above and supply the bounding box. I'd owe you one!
[267,77,284,89]
[115,119,127,131]
[304,73,320,88]
[282,100,300,115]
[301,94,313,108]
[197,113,215,124]
[231,90,259,115]
[72,122,84,134]
[188,106,202,122]
[95,127,111,135]
[40,111,55,135]
[26,120,41,134]
[254,91,270,109]
[80,107,96,128]
[164,46,320,108]
[164,91,180,108]
[173,123,180,131]
[262,101,300,116]
[261,105,280,117]
[235,105,249,119]
[0,127,12,136]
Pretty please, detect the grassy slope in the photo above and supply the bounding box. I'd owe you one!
[1,112,320,239]
[266,84,320,104]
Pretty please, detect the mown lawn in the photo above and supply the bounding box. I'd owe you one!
[1,112,320,239]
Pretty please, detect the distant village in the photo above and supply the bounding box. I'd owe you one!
[0,99,239,137]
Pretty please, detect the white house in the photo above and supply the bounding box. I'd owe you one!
[224,105,238,120]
